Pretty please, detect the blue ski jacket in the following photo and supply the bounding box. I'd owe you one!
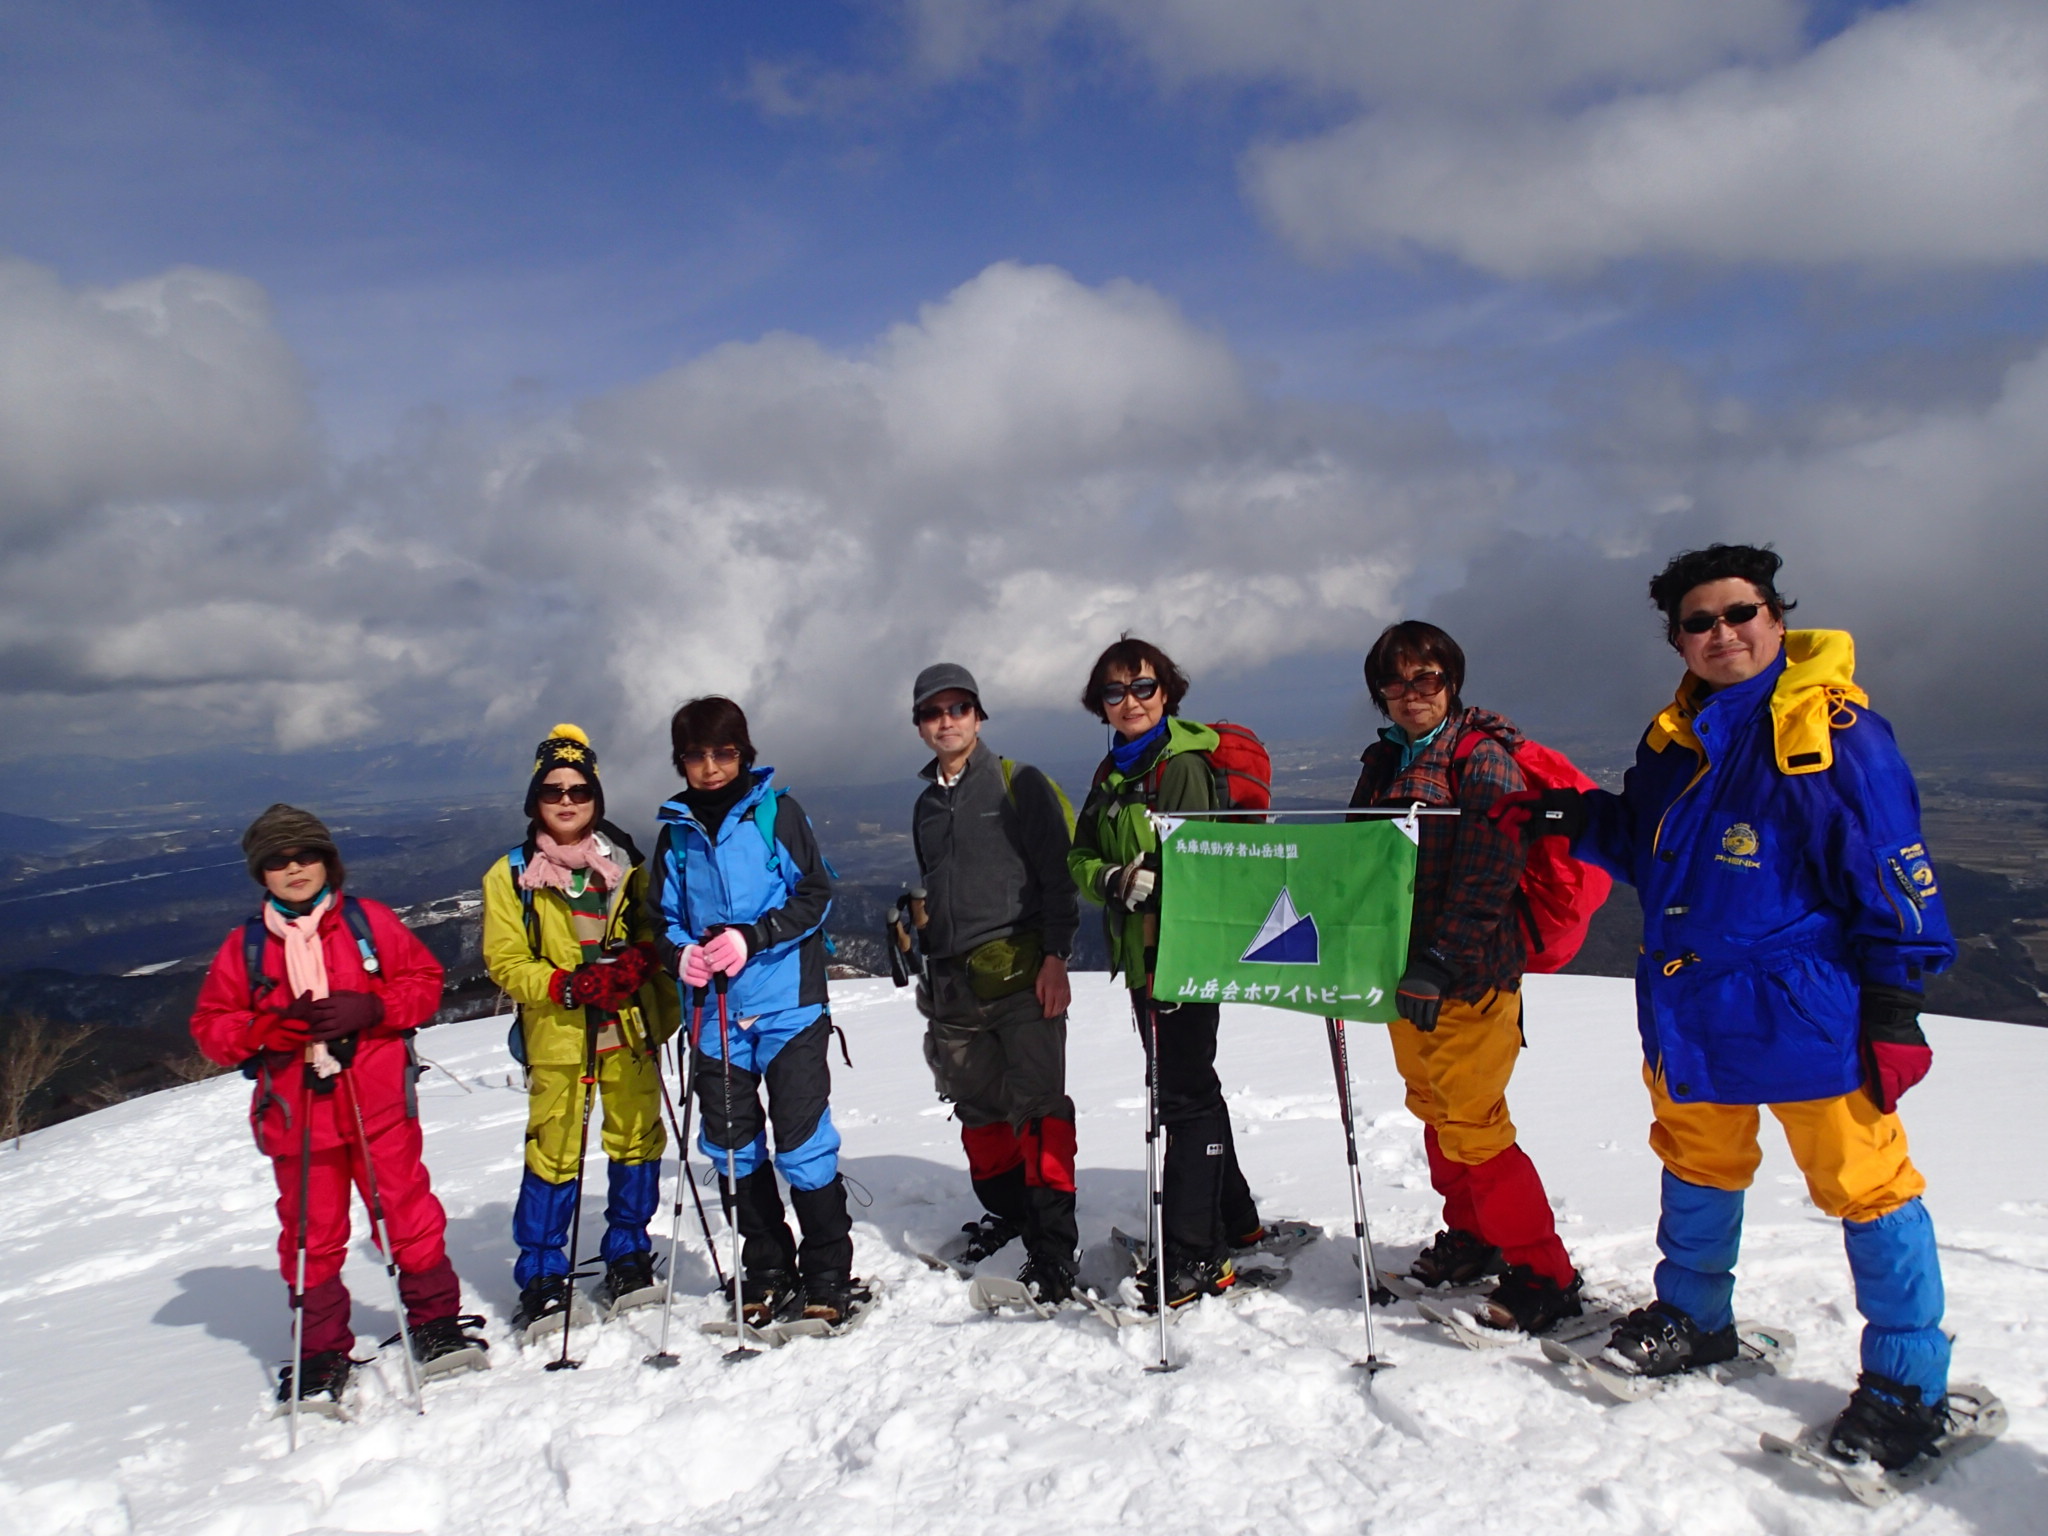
[652,767,833,1024]
[1576,631,1955,1106]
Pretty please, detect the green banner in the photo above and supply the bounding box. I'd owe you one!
[1154,815,1417,1023]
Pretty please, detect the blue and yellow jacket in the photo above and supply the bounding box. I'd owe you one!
[1576,631,1955,1105]
[651,767,833,1027]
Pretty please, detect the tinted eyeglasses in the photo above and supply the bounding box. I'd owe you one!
[1099,677,1162,707]
[1380,670,1448,700]
[260,848,327,873]
[535,783,596,805]
[1679,601,1767,635]
[680,746,742,768]
[915,700,978,724]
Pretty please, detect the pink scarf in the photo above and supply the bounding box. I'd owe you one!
[517,832,622,894]
[263,891,339,1078]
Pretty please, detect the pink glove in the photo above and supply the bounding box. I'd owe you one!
[680,945,713,988]
[702,927,751,979]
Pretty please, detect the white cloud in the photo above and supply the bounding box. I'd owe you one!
[1249,0,2048,273]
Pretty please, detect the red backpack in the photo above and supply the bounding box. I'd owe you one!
[1453,731,1611,973]
[1094,720,1273,811]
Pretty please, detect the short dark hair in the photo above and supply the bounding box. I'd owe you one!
[1363,621,1465,717]
[669,695,757,776]
[1648,544,1796,644]
[1080,635,1191,722]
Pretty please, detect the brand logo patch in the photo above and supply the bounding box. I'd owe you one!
[1714,821,1762,870]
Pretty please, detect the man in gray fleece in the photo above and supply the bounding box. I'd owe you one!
[908,662,1082,1302]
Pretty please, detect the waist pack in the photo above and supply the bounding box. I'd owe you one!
[964,929,1044,1001]
[1454,730,1611,973]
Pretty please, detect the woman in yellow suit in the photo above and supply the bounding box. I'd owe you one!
[483,725,679,1336]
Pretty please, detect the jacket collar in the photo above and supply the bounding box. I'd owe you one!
[1648,629,1867,775]
[920,739,992,787]
[657,766,776,832]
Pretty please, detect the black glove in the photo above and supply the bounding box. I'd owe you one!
[1489,788,1587,844]
[1859,983,1932,1113]
[1395,954,1453,1032]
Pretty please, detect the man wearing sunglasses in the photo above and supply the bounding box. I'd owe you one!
[1495,544,1964,1472]
[906,663,1083,1305]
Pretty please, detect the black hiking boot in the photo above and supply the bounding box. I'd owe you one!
[1474,1266,1583,1336]
[953,1213,1022,1266]
[408,1313,489,1367]
[799,1272,871,1325]
[597,1252,657,1310]
[1133,1253,1237,1313]
[1016,1252,1078,1307]
[1601,1301,1741,1377]
[1826,1372,1948,1470]
[740,1267,801,1327]
[510,1275,575,1335]
[277,1349,351,1406]
[1408,1228,1502,1289]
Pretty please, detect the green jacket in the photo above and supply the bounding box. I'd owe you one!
[482,830,681,1068]
[1068,717,1220,986]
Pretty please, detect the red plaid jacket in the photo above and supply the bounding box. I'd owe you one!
[1349,706,1529,1000]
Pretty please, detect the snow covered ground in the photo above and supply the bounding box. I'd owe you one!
[2,974,2044,1536]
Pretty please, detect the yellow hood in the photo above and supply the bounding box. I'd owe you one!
[1648,629,1868,775]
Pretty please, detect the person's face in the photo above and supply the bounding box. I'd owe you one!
[260,849,329,905]
[915,689,982,759]
[536,767,597,842]
[1382,656,1453,738]
[682,744,744,793]
[1674,577,1785,689]
[1103,662,1167,741]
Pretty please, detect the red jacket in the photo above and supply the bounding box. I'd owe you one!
[190,895,445,1157]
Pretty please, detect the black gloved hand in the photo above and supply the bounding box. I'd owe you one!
[1489,788,1588,844]
[306,990,383,1041]
[1395,954,1453,1032]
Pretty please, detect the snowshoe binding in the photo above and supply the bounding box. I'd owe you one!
[918,1214,1022,1277]
[1599,1301,1740,1378]
[741,1267,803,1329]
[1389,1228,1501,1299]
[274,1349,352,1421]
[1471,1266,1583,1337]
[1542,1318,1793,1403]
[596,1252,664,1320]
[1230,1219,1321,1261]
[405,1313,490,1380]
[512,1274,596,1343]
[1762,1379,2007,1506]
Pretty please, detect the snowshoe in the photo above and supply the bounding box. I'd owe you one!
[1541,1320,1792,1403]
[1416,1289,1620,1351]
[1230,1219,1321,1261]
[799,1272,866,1325]
[512,1275,596,1343]
[1108,1226,1290,1312]
[1599,1301,1741,1378]
[1017,1252,1080,1308]
[703,1280,880,1347]
[917,1214,1021,1277]
[273,1349,352,1421]
[405,1313,491,1381]
[969,1255,1081,1321]
[739,1267,803,1328]
[1761,1382,2006,1506]
[1470,1266,1583,1337]
[1406,1228,1502,1291]
[595,1252,664,1320]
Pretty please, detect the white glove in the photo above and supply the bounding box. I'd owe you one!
[1104,862,1157,911]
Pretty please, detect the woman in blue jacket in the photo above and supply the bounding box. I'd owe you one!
[1500,545,1959,1471]
[652,695,857,1326]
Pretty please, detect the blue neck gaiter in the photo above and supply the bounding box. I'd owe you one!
[1112,718,1170,775]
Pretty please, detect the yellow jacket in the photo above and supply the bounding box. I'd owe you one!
[482,831,680,1068]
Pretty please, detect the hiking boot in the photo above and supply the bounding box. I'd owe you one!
[597,1252,658,1309]
[799,1272,871,1325]
[1133,1253,1237,1312]
[1016,1252,1078,1307]
[740,1267,801,1327]
[1474,1266,1583,1336]
[1826,1372,1948,1470]
[1601,1301,1741,1377]
[510,1275,575,1334]
[953,1213,1022,1266]
[1408,1228,1502,1289]
[277,1349,351,1406]
[408,1313,489,1366]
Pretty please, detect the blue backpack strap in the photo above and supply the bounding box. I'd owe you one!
[506,845,543,958]
[242,917,274,1008]
[341,895,382,976]
[753,789,784,877]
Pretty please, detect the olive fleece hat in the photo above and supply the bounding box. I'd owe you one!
[524,723,604,822]
[241,803,344,888]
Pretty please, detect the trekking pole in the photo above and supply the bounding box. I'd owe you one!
[1326,1016,1392,1376]
[712,964,757,1361]
[338,1065,424,1413]
[645,985,720,1368]
[548,1010,601,1372]
[1138,995,1177,1375]
[288,1070,314,1453]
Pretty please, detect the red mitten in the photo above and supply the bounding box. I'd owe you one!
[1859,984,1932,1113]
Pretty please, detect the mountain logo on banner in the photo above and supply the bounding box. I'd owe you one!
[1240,887,1320,965]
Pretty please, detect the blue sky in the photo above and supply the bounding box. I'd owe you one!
[4,1,2047,792]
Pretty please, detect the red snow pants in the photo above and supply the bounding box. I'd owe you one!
[271,1080,457,1355]
[1388,987,1574,1287]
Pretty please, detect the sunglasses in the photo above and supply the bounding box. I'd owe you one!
[1099,677,1162,707]
[260,848,326,873]
[915,700,978,724]
[1381,671,1448,700]
[535,783,596,805]
[1679,602,1767,635]
[680,746,742,767]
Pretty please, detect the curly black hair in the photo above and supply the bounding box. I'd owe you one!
[1079,635,1191,721]
[1648,544,1796,644]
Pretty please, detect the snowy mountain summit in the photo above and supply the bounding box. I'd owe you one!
[1,975,2042,1535]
